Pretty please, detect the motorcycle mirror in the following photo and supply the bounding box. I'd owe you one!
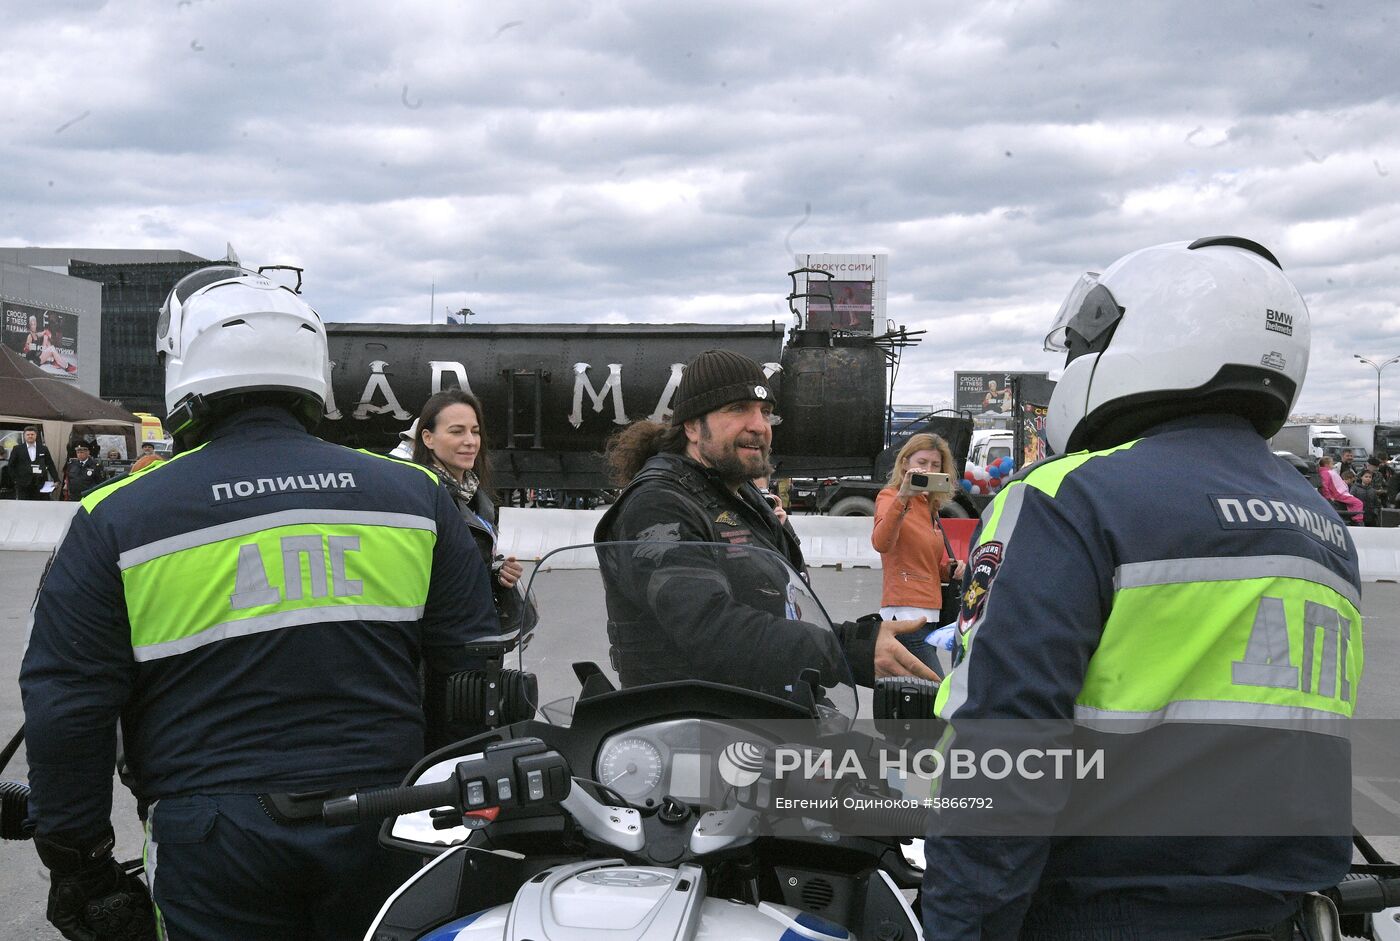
[383,750,489,851]
[540,696,575,726]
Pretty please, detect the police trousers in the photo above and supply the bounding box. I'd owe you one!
[145,793,417,940]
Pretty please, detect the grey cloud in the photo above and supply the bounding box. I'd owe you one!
[3,0,1399,417]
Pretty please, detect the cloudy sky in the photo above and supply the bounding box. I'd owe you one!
[4,0,1399,418]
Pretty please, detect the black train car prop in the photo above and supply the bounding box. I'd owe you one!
[317,322,887,490]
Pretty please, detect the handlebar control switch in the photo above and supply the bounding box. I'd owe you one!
[323,737,573,826]
[451,739,571,810]
[515,749,570,805]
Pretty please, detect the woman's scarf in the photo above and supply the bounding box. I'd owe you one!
[435,461,480,504]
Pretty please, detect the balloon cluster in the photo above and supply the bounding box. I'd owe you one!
[961,457,1016,494]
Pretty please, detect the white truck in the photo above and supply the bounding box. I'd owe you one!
[1337,422,1377,463]
[968,429,1014,468]
[1270,423,1349,460]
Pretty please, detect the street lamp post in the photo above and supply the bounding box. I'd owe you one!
[1354,354,1400,423]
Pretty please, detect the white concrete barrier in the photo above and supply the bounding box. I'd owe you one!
[7,501,1400,584]
[496,508,881,570]
[789,514,882,568]
[1351,526,1400,584]
[499,507,606,568]
[0,501,78,551]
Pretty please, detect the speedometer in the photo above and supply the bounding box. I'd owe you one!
[597,737,664,803]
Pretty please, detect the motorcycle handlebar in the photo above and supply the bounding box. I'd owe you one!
[323,777,460,827]
[323,738,572,827]
[1,780,34,840]
[1326,874,1400,915]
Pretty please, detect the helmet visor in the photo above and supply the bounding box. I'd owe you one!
[159,266,256,345]
[173,266,251,306]
[1044,272,1101,352]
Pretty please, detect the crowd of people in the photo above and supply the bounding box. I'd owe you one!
[7,238,1376,940]
[5,432,170,501]
[1319,448,1400,525]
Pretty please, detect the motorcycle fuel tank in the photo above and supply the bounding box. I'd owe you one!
[423,860,855,941]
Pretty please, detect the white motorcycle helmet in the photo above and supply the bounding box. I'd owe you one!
[1044,236,1309,455]
[158,266,329,442]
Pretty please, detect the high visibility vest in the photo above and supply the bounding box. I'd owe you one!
[82,442,445,663]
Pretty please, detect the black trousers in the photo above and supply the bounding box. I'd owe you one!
[145,793,417,941]
[14,482,49,500]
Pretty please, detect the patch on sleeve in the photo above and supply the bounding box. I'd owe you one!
[637,522,682,542]
[959,541,1004,631]
[633,522,684,562]
[715,510,740,526]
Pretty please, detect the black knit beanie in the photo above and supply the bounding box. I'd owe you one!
[671,349,774,425]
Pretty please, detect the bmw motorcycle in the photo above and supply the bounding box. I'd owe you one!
[323,540,933,941]
[310,541,1400,941]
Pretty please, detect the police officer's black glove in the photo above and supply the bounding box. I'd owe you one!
[35,827,156,941]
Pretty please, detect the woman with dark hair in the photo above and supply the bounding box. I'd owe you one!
[412,390,524,620]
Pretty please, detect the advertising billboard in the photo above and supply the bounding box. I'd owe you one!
[954,371,1049,422]
[805,280,874,333]
[1020,402,1050,467]
[3,301,80,380]
[792,253,886,335]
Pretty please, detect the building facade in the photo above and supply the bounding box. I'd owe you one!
[0,248,214,416]
[71,259,214,415]
[0,260,103,397]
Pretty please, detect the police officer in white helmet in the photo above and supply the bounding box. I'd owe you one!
[22,266,497,939]
[922,238,1361,940]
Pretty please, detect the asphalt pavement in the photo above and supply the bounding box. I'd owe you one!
[1,550,1398,938]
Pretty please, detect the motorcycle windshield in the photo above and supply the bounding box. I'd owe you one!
[513,540,857,722]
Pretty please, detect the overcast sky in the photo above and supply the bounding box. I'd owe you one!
[4,0,1399,419]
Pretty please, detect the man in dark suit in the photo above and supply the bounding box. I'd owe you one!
[63,443,105,501]
[7,426,59,500]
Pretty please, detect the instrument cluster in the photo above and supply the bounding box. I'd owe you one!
[594,718,772,809]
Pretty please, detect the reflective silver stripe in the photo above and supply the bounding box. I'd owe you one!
[941,485,1030,722]
[118,510,437,570]
[131,604,426,662]
[1074,701,1350,737]
[936,628,975,721]
[1114,555,1361,609]
[984,481,1029,545]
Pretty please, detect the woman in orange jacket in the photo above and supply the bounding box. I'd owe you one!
[871,434,966,632]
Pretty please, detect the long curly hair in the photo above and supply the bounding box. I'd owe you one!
[603,420,688,487]
[884,433,956,509]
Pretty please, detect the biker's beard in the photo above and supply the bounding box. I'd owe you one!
[697,421,770,486]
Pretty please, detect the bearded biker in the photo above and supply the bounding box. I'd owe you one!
[595,349,938,695]
[922,238,1363,940]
